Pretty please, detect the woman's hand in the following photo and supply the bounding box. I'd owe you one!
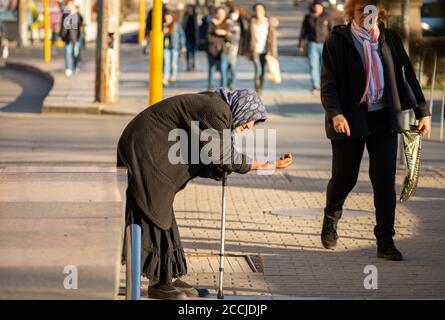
[418,116,431,136]
[332,114,351,137]
[251,153,293,170]
[275,153,293,169]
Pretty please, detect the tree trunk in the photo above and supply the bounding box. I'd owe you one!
[17,0,29,48]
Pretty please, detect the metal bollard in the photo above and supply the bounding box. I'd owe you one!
[125,224,141,300]
[428,51,437,140]
[440,60,445,142]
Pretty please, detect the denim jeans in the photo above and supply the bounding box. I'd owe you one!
[64,40,81,71]
[307,41,324,90]
[227,61,238,89]
[207,53,228,89]
[163,49,179,80]
[253,53,267,92]
[185,41,196,70]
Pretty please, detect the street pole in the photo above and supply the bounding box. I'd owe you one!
[43,0,51,62]
[95,0,120,103]
[428,51,437,140]
[17,0,29,48]
[139,0,146,46]
[149,0,164,106]
[399,0,410,164]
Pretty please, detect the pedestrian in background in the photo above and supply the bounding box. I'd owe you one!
[162,11,186,86]
[299,0,332,95]
[198,5,215,51]
[0,21,9,61]
[320,0,431,261]
[143,2,167,55]
[206,7,231,90]
[227,5,248,90]
[60,0,84,77]
[183,4,199,71]
[249,3,278,94]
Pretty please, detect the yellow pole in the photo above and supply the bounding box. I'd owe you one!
[43,0,51,63]
[149,0,163,105]
[139,0,146,45]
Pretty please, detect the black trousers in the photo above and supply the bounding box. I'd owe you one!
[325,108,398,246]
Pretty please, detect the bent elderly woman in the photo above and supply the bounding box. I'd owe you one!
[117,88,292,299]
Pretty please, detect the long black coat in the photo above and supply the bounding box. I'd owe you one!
[321,23,430,140]
[116,92,251,230]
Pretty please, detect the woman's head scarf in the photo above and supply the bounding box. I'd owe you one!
[214,87,268,129]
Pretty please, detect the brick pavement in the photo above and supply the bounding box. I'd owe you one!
[125,168,445,299]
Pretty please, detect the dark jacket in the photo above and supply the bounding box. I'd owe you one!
[183,13,199,45]
[116,92,251,230]
[299,12,332,48]
[206,18,231,57]
[321,23,430,140]
[145,5,167,38]
[60,12,83,44]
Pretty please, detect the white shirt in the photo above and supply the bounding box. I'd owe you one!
[253,18,269,54]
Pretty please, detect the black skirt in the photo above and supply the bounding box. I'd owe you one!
[122,197,188,284]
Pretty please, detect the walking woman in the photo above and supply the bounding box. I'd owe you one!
[60,0,84,77]
[206,7,231,90]
[298,0,332,95]
[117,89,293,299]
[163,11,186,86]
[320,0,430,260]
[183,5,199,71]
[249,3,278,94]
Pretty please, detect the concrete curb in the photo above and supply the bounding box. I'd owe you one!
[43,100,102,114]
[5,61,55,87]
[4,60,103,114]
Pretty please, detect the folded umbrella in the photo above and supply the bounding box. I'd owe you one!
[400,125,422,202]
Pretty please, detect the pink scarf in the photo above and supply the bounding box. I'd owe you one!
[350,20,385,106]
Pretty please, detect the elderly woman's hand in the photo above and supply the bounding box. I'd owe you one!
[418,116,431,136]
[251,153,293,170]
[275,153,293,169]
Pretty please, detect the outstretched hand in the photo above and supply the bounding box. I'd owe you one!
[275,153,293,169]
[251,153,293,170]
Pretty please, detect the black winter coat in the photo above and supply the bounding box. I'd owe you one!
[116,92,251,230]
[321,23,430,140]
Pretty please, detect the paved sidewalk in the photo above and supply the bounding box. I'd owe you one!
[115,166,445,299]
[1,0,444,300]
[0,166,127,299]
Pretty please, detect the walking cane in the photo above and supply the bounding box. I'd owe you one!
[217,171,228,299]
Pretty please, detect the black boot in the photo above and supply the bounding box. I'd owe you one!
[377,241,403,261]
[172,279,210,297]
[148,282,187,300]
[321,210,342,249]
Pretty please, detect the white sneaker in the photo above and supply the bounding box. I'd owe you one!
[75,67,80,73]
[65,69,73,77]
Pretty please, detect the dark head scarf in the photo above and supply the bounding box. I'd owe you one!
[214,88,268,129]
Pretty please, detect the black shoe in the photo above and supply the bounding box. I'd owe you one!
[321,215,339,249]
[172,279,210,298]
[147,283,187,300]
[377,245,403,261]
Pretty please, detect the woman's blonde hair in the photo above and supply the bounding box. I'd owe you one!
[343,0,387,23]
